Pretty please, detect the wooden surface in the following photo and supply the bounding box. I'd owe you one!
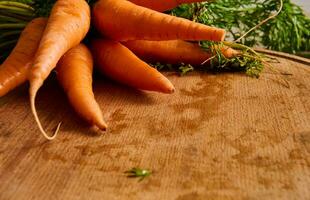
[0,52,309,200]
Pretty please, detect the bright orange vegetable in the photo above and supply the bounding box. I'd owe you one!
[91,39,175,94]
[129,0,206,12]
[123,40,239,65]
[0,18,46,97]
[56,44,107,131]
[93,0,225,42]
[29,0,91,140]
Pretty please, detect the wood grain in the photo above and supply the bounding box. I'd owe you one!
[0,55,309,200]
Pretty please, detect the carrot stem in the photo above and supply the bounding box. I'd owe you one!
[0,10,33,20]
[0,14,26,22]
[0,1,35,11]
[234,0,283,43]
[0,5,34,17]
[0,23,26,29]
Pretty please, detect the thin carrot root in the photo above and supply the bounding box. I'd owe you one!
[30,92,61,140]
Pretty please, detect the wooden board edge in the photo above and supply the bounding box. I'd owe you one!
[254,48,310,66]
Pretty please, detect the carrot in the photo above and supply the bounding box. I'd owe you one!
[56,44,107,131]
[129,0,206,12]
[93,0,225,42]
[29,0,90,140]
[0,18,46,97]
[91,39,175,94]
[123,40,239,65]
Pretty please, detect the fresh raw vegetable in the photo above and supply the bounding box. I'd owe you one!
[0,17,46,97]
[0,0,293,140]
[91,39,175,94]
[57,44,107,131]
[29,0,91,140]
[92,0,226,42]
[123,40,239,65]
[2,0,308,62]
[129,0,206,12]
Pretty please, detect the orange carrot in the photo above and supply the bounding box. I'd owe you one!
[93,0,225,42]
[91,39,175,94]
[56,44,107,131]
[129,0,206,12]
[29,0,91,140]
[123,40,239,65]
[0,18,47,97]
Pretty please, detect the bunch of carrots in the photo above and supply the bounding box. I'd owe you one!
[1,0,241,140]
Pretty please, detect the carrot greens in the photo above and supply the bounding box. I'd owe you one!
[171,0,310,54]
[125,168,152,181]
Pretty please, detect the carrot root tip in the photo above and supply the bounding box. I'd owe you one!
[98,121,108,131]
[30,86,60,140]
[166,85,175,94]
[220,30,226,41]
[90,124,107,134]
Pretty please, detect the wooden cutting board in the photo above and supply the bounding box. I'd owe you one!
[0,51,309,200]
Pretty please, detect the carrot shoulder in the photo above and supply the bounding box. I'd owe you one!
[93,0,225,42]
[123,40,239,65]
[57,44,107,131]
[29,0,91,140]
[129,0,206,12]
[91,39,175,94]
[0,18,46,97]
